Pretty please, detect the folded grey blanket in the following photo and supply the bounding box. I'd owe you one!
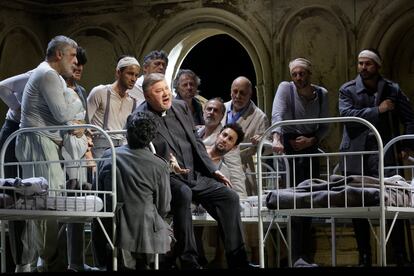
[266,175,412,209]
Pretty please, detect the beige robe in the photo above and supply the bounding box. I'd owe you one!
[222,100,269,196]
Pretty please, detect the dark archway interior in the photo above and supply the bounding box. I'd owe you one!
[180,34,257,104]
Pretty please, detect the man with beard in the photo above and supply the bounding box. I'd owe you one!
[339,49,414,266]
[87,55,140,270]
[16,35,79,272]
[206,123,245,180]
[198,97,247,198]
[271,57,329,266]
[87,55,140,159]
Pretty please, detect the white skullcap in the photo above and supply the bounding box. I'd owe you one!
[116,56,140,71]
[358,50,382,66]
[289,58,312,74]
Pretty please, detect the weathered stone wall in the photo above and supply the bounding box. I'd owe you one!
[1,0,414,266]
[1,0,414,153]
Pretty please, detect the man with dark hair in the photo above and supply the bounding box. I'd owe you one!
[136,73,256,269]
[339,48,414,266]
[206,123,245,184]
[128,50,168,104]
[98,111,171,270]
[63,46,97,272]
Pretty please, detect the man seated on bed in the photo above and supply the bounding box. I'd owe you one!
[135,73,256,269]
[98,111,172,270]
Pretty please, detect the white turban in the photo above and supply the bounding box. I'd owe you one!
[358,50,382,66]
[289,58,312,74]
[116,56,140,71]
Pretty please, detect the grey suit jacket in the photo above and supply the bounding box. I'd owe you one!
[99,145,171,254]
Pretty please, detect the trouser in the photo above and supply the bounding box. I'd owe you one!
[15,133,67,271]
[169,174,248,268]
[91,217,113,270]
[284,135,320,263]
[67,223,85,270]
[352,218,408,262]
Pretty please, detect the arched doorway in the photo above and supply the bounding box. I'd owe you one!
[179,34,256,104]
[141,7,272,115]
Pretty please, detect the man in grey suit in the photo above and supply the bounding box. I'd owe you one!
[98,111,171,270]
[135,73,255,269]
[339,48,414,266]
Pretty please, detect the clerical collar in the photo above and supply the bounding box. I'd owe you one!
[147,104,169,117]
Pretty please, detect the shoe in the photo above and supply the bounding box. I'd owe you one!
[245,263,261,269]
[293,258,318,268]
[358,253,372,267]
[15,264,31,273]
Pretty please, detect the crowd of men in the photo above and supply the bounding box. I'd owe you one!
[0,34,414,271]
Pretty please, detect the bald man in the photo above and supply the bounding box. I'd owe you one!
[221,76,269,196]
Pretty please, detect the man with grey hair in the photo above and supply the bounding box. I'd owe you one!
[16,35,79,272]
[222,76,269,196]
[271,57,329,266]
[174,69,204,127]
[128,50,168,105]
[339,48,414,266]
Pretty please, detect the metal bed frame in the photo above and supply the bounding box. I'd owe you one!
[0,124,117,272]
[256,117,393,268]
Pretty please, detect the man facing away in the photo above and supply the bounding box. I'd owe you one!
[135,73,256,269]
[98,111,172,270]
[339,48,414,266]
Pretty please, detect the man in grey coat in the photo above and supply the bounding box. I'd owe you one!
[98,111,171,270]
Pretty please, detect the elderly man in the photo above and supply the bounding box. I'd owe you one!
[222,76,269,196]
[128,50,168,105]
[16,35,79,272]
[135,73,255,269]
[339,49,414,266]
[271,57,329,266]
[174,69,204,127]
[198,97,247,198]
[87,55,140,159]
